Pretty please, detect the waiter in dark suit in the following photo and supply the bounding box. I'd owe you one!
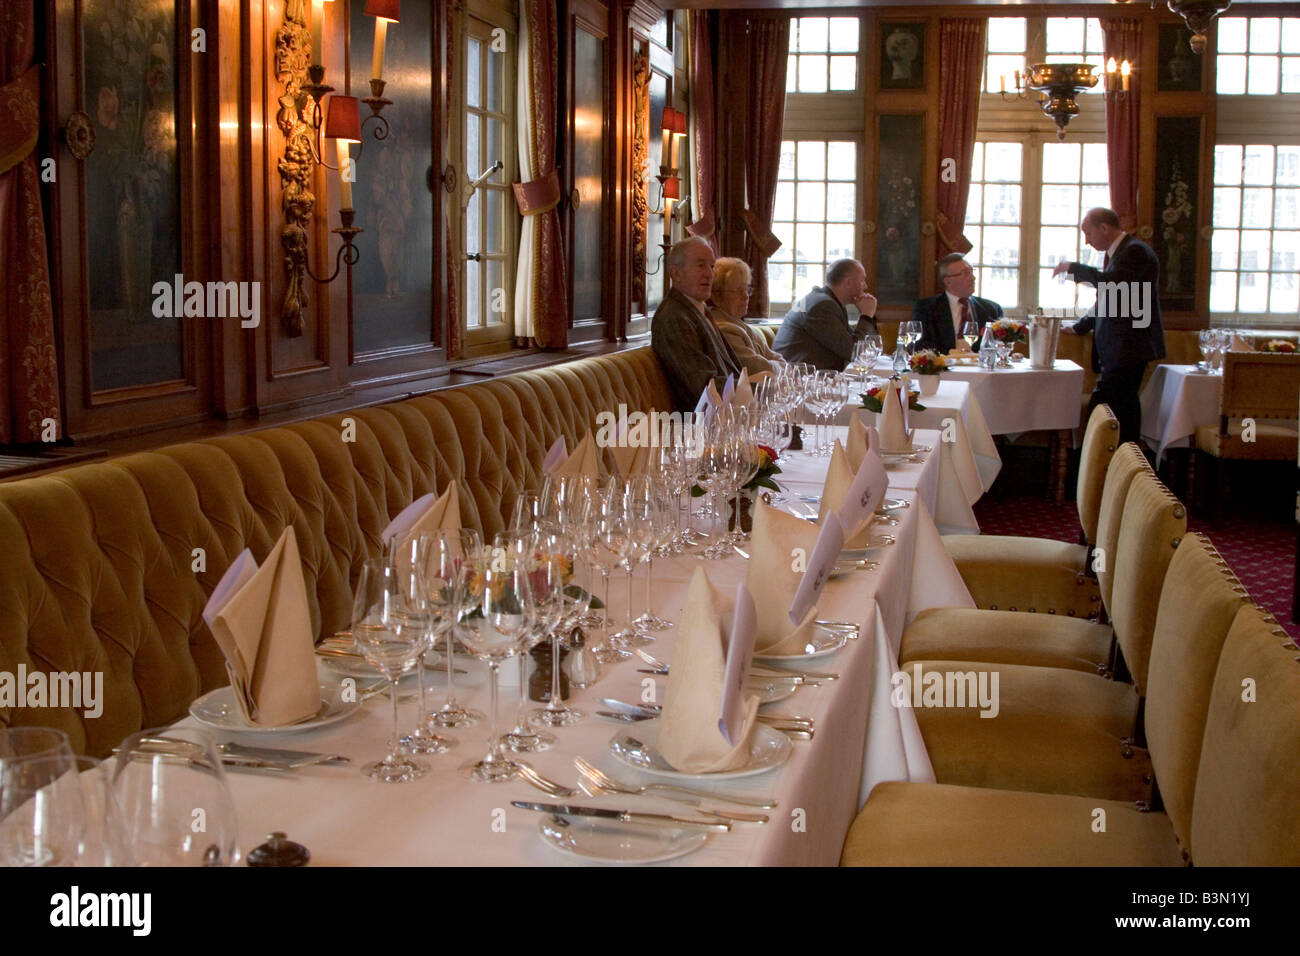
[651,237,745,413]
[913,253,1004,354]
[1055,207,1166,446]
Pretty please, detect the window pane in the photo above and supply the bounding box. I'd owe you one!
[486,259,505,323]
[826,224,855,261]
[1250,18,1281,53]
[487,48,504,112]
[1086,19,1104,54]
[795,223,824,265]
[985,143,1022,182]
[1040,226,1079,265]
[796,181,825,219]
[1239,271,1269,311]
[1042,185,1081,225]
[981,264,1018,309]
[969,143,983,183]
[966,227,982,264]
[1242,189,1273,228]
[779,141,795,179]
[827,142,855,180]
[1213,188,1241,228]
[467,38,482,108]
[1284,57,1300,93]
[769,262,793,303]
[1247,55,1279,95]
[466,191,480,251]
[775,181,795,221]
[1244,145,1274,185]
[829,18,858,53]
[798,55,827,93]
[1046,17,1084,54]
[1210,272,1237,312]
[1270,272,1299,313]
[826,183,855,221]
[1215,145,1243,185]
[1218,18,1248,53]
[985,184,1021,223]
[965,184,982,224]
[1272,230,1299,273]
[786,57,797,93]
[986,55,1024,93]
[983,226,1020,267]
[829,56,857,91]
[798,141,826,180]
[1240,230,1271,271]
[774,221,795,256]
[466,113,481,171]
[486,118,504,179]
[988,18,1026,52]
[1081,185,1110,213]
[486,188,503,253]
[1275,189,1298,229]
[1042,143,1081,183]
[1284,18,1300,53]
[466,259,482,327]
[1211,230,1239,270]
[1216,55,1247,94]
[1081,144,1109,183]
[799,17,828,52]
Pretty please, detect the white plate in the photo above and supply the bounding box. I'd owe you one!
[748,677,797,705]
[840,535,895,559]
[608,720,792,781]
[753,626,850,662]
[188,683,360,734]
[537,813,708,864]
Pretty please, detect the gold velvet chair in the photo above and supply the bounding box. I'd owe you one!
[900,441,1149,677]
[843,545,1285,867]
[1193,351,1300,520]
[942,404,1119,620]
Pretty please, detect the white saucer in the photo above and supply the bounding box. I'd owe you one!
[608,720,791,781]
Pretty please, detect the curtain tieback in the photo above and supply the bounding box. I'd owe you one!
[512,168,561,216]
[935,211,973,255]
[686,209,716,241]
[0,66,41,175]
[740,208,781,258]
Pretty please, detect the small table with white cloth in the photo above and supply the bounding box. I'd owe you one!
[1139,364,1221,466]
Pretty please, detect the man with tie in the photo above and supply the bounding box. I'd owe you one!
[912,254,1004,354]
[1055,207,1166,446]
[652,237,745,412]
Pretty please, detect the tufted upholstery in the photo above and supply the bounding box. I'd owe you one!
[0,348,674,756]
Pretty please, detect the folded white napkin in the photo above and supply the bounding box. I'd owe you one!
[542,436,567,473]
[878,379,914,453]
[607,419,651,476]
[554,431,601,477]
[745,500,822,655]
[846,416,879,471]
[381,483,462,550]
[657,569,760,774]
[733,368,754,408]
[202,527,320,726]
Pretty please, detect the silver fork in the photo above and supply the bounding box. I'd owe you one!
[574,756,778,809]
[516,762,576,798]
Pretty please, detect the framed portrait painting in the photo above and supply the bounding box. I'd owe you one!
[880,23,925,91]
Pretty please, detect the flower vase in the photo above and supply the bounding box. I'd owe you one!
[917,374,940,396]
[728,492,755,533]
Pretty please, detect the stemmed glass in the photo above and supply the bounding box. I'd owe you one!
[352,558,431,782]
[531,513,591,727]
[901,320,922,355]
[611,475,656,648]
[386,534,454,756]
[960,318,980,352]
[432,529,487,729]
[543,474,605,627]
[700,410,741,559]
[1,730,84,867]
[111,727,240,864]
[635,476,678,630]
[1198,328,1215,371]
[496,530,559,754]
[511,492,542,530]
[457,545,536,782]
[862,332,883,369]
[588,479,632,662]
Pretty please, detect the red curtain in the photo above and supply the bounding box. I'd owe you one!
[0,1,61,444]
[1102,18,1141,232]
[685,11,718,254]
[520,0,568,349]
[739,17,789,318]
[935,19,987,257]
[444,2,462,360]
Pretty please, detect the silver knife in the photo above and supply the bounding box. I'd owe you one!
[511,801,731,832]
[596,710,650,722]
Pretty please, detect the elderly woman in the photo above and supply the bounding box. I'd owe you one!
[708,258,786,377]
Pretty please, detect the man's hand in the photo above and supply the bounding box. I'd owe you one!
[1052,260,1072,278]
[853,292,878,317]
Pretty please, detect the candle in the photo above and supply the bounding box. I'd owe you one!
[1000,74,1006,94]
[337,138,353,209]
[1121,60,1131,91]
[372,17,389,81]
[310,0,325,69]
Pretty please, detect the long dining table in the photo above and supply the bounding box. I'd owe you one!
[176,431,974,866]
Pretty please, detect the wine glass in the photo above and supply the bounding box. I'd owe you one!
[386,534,455,756]
[588,479,633,661]
[862,333,883,369]
[510,492,542,531]
[531,512,591,728]
[433,529,487,729]
[902,320,922,354]
[960,318,980,352]
[111,727,240,865]
[457,546,536,782]
[1,755,84,867]
[352,558,429,782]
[1198,328,1214,370]
[635,476,678,631]
[611,475,655,648]
[496,531,559,754]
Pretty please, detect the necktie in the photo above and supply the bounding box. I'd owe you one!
[1103,253,1111,270]
[958,297,972,340]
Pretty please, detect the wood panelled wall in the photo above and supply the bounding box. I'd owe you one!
[38,0,667,443]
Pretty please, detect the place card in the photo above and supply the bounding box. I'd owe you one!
[789,513,845,625]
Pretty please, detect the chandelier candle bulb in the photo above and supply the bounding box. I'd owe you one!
[372,17,388,81]
[1121,60,1131,91]
[337,139,353,209]
[310,0,326,70]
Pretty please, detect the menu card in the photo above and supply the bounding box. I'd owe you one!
[789,512,845,625]
[719,582,757,746]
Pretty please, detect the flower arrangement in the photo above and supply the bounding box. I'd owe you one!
[861,385,926,413]
[1262,339,1296,354]
[988,319,1028,345]
[909,350,948,375]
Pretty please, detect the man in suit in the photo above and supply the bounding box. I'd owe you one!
[772,259,879,371]
[913,253,1004,354]
[651,237,744,413]
[1055,207,1166,446]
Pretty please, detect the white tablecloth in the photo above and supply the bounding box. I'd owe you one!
[1139,364,1222,466]
[179,434,974,866]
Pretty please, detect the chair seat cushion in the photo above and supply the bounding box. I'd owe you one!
[1194,421,1299,459]
[900,607,1112,675]
[941,535,1099,618]
[904,658,1149,801]
[842,781,1185,866]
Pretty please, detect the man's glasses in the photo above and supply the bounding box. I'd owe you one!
[943,269,974,281]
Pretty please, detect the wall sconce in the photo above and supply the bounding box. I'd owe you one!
[1001,63,1099,140]
[278,0,400,335]
[1104,57,1132,97]
[659,106,687,177]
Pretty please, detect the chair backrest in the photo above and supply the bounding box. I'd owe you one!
[1218,352,1300,425]
[1093,443,1147,611]
[1189,603,1300,865]
[1109,466,1188,694]
[1141,534,1252,851]
[1076,404,1120,545]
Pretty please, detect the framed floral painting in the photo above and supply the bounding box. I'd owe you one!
[1153,116,1200,312]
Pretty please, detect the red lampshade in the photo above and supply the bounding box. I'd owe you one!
[324,95,361,142]
[662,107,687,136]
[662,177,680,200]
[364,0,400,22]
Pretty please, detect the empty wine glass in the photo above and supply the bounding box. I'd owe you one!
[433,529,487,729]
[457,547,536,782]
[510,492,542,531]
[634,476,678,631]
[111,727,240,865]
[531,518,590,728]
[588,479,632,662]
[495,531,559,754]
[353,558,429,782]
[386,534,455,757]
[611,475,655,648]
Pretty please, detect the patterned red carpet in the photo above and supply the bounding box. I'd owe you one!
[971,492,1300,640]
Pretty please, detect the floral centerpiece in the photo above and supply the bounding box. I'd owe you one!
[1262,339,1296,354]
[988,318,1028,345]
[861,384,926,413]
[909,350,947,374]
